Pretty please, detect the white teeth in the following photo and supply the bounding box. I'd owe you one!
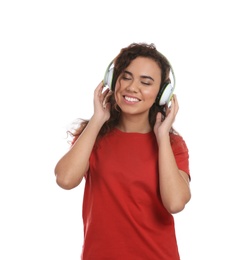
[124,96,139,102]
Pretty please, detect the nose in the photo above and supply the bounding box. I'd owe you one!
[126,80,139,92]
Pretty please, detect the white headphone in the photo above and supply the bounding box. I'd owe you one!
[103,60,175,106]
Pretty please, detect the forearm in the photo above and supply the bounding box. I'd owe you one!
[158,135,191,214]
[55,115,103,189]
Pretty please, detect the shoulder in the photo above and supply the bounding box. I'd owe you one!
[170,133,189,153]
[170,133,190,175]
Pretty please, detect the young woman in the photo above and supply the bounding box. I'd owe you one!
[55,43,191,260]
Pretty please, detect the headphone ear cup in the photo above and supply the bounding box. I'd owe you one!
[157,82,175,106]
[103,62,114,90]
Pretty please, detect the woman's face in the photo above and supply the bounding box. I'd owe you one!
[114,57,161,116]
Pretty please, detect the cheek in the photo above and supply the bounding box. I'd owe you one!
[114,80,123,93]
[114,83,121,102]
[142,88,160,101]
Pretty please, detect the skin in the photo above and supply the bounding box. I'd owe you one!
[55,57,191,214]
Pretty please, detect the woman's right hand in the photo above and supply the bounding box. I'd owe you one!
[55,81,113,190]
[93,81,112,123]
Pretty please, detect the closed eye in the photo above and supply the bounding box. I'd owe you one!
[122,76,132,80]
[140,76,154,86]
[141,81,151,85]
[121,71,132,81]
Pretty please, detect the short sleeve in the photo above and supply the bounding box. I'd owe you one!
[170,133,190,177]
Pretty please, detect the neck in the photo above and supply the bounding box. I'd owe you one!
[117,114,151,133]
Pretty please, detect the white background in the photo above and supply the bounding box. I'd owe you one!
[1,1,246,259]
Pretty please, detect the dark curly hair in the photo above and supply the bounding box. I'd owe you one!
[68,42,174,144]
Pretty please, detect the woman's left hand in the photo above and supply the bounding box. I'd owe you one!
[154,94,179,140]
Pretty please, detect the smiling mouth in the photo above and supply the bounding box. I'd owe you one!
[123,95,141,102]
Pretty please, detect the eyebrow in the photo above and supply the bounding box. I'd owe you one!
[124,70,155,82]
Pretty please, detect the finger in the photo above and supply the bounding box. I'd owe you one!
[155,112,162,125]
[95,81,104,96]
[102,90,112,108]
[105,89,113,101]
[96,84,109,104]
[103,99,111,110]
[167,96,178,120]
[169,94,176,109]
[172,94,179,114]
[101,88,111,103]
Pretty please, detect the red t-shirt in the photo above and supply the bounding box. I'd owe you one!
[81,128,190,260]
